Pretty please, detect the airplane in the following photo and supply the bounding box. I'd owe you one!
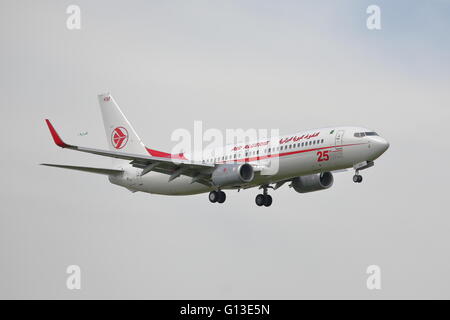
[42,93,389,207]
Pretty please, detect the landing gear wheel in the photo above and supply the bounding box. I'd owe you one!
[209,191,218,203]
[263,195,273,207]
[255,194,265,206]
[217,191,226,203]
[353,175,363,183]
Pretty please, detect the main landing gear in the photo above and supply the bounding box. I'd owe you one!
[353,170,363,183]
[209,190,226,204]
[255,186,273,207]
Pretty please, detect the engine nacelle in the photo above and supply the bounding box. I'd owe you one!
[211,163,254,187]
[292,172,334,193]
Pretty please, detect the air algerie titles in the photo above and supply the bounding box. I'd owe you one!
[231,132,320,151]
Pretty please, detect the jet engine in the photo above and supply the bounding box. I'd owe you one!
[292,172,334,193]
[211,163,254,187]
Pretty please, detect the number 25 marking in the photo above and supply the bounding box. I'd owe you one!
[317,150,330,162]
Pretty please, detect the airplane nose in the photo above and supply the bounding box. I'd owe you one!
[372,137,389,156]
[379,138,389,152]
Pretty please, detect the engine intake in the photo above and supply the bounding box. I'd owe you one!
[211,163,254,187]
[292,172,334,193]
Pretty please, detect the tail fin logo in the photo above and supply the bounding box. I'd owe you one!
[111,127,128,149]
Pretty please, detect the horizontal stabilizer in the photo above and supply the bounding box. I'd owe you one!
[41,164,123,176]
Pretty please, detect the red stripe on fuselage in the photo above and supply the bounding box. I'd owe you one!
[146,148,188,160]
[216,143,366,164]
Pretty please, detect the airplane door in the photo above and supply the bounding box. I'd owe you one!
[135,168,143,187]
[335,130,344,148]
[334,130,345,158]
[125,168,142,188]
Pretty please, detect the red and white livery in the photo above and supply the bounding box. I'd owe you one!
[42,93,389,207]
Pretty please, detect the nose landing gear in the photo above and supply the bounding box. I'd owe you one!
[353,170,363,183]
[255,186,273,207]
[352,161,374,183]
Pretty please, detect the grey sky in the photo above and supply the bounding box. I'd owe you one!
[1,0,449,299]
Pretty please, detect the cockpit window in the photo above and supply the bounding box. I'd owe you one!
[354,132,378,137]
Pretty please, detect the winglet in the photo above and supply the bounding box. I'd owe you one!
[45,119,68,148]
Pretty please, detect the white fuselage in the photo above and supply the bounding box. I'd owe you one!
[109,126,389,195]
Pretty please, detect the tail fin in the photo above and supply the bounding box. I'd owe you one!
[98,93,147,155]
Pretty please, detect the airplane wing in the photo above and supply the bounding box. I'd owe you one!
[44,120,215,185]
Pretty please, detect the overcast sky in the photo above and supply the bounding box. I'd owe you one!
[1,0,450,299]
